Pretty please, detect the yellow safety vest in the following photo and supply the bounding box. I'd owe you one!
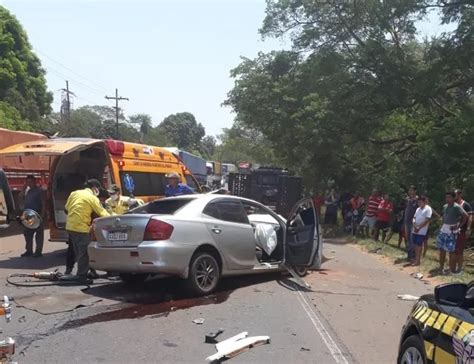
[105,196,144,215]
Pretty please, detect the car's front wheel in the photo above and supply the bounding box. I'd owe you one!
[187,252,220,296]
[398,335,426,364]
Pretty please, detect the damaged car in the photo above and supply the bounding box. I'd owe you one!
[88,194,322,295]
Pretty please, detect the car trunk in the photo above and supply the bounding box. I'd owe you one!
[93,197,195,247]
[93,214,154,247]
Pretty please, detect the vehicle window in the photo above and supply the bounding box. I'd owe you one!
[185,175,199,191]
[243,201,279,225]
[131,198,193,215]
[260,175,277,185]
[289,201,315,227]
[203,199,249,224]
[119,171,166,197]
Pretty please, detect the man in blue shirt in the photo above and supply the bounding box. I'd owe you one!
[21,175,46,257]
[165,172,194,197]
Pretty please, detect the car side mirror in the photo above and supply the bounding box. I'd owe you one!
[0,169,15,229]
[435,283,468,306]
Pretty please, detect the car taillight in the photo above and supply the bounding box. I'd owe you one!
[143,217,174,241]
[90,221,98,241]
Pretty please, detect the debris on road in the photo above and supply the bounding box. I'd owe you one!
[410,272,424,280]
[192,318,205,325]
[206,331,270,363]
[397,294,420,301]
[18,315,26,323]
[205,329,224,344]
[300,347,311,352]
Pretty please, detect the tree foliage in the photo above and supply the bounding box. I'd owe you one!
[226,0,473,200]
[0,6,52,128]
[159,112,206,151]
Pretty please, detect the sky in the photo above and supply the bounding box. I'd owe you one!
[3,0,286,136]
[2,1,453,137]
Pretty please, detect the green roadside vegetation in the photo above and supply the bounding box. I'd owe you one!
[352,236,474,284]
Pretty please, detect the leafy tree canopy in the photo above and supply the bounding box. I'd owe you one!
[159,112,206,151]
[226,0,473,200]
[0,6,52,128]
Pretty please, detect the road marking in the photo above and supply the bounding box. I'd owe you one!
[294,288,349,364]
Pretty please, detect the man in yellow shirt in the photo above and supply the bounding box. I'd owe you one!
[105,185,144,215]
[65,179,109,283]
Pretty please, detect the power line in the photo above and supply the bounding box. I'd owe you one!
[105,88,129,139]
[35,48,109,92]
[45,66,105,97]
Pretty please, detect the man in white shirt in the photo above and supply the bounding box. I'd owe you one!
[412,196,432,266]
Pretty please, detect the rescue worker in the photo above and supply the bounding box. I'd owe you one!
[165,172,194,197]
[20,175,46,257]
[65,179,110,283]
[105,185,144,214]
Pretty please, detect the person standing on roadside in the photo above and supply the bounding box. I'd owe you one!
[20,175,46,258]
[374,193,393,242]
[436,191,468,274]
[165,172,194,197]
[65,179,110,284]
[359,189,381,238]
[412,196,432,266]
[404,185,418,263]
[454,189,472,273]
[324,188,339,225]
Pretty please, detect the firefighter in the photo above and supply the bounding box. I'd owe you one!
[105,184,144,214]
[65,179,110,284]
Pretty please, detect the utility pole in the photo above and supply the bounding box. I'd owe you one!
[105,88,129,139]
[60,80,75,121]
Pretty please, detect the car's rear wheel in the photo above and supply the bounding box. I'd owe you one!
[398,335,426,364]
[187,252,220,296]
[119,273,148,285]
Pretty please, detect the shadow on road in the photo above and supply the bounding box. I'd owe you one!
[0,249,66,270]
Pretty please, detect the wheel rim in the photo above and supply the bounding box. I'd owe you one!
[401,347,423,364]
[195,256,218,291]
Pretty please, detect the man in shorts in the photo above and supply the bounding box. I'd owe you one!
[359,189,381,237]
[412,196,432,266]
[404,185,418,263]
[374,193,393,242]
[454,189,472,273]
[436,191,468,274]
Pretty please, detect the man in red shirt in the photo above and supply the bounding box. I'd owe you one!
[375,193,394,242]
[359,189,381,238]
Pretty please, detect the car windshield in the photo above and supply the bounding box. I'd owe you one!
[130,198,194,215]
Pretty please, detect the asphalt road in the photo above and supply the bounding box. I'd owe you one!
[0,231,434,363]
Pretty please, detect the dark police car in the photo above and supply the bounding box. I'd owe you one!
[398,282,474,364]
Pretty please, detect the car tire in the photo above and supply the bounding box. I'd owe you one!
[119,273,148,285]
[187,252,220,296]
[398,335,426,364]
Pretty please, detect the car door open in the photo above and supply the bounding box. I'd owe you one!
[284,198,320,267]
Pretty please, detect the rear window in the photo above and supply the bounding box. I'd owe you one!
[131,198,193,215]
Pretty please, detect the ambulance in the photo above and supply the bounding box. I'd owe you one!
[0,138,201,241]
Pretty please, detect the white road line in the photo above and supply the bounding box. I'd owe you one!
[295,288,349,364]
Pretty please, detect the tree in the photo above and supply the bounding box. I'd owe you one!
[200,135,216,158]
[159,112,205,150]
[129,113,152,143]
[0,6,52,128]
[226,0,473,197]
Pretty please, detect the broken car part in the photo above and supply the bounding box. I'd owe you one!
[205,329,224,344]
[206,332,270,363]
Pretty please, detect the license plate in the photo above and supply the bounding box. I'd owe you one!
[107,231,128,241]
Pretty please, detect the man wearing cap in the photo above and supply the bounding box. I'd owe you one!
[105,185,144,215]
[65,179,110,283]
[165,172,194,197]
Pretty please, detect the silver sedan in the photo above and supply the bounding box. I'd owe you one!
[89,194,322,295]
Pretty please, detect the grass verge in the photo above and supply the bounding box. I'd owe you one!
[352,236,474,284]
